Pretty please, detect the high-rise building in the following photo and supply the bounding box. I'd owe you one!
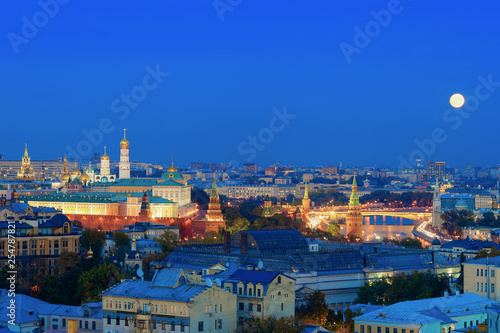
[464,162,475,178]
[427,160,446,180]
[345,174,362,238]
[243,163,258,173]
[119,129,130,179]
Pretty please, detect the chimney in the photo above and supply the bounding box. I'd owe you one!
[241,232,248,255]
[224,231,231,253]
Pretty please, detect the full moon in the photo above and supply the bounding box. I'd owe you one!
[450,93,465,108]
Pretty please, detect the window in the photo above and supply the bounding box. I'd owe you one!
[85,321,89,330]
[393,329,397,333]
[377,327,381,333]
[385,328,389,333]
[281,303,284,311]
[116,317,120,325]
[181,323,185,332]
[62,319,66,327]
[79,320,82,329]
[215,305,217,313]
[477,268,480,276]
[249,288,252,296]
[477,282,479,292]
[257,304,262,312]
[125,317,129,327]
[493,283,496,293]
[239,287,242,295]
[41,318,45,328]
[198,321,204,331]
[249,303,253,311]
[171,322,176,331]
[360,325,364,333]
[52,325,58,330]
[107,316,111,325]
[277,276,282,283]
[368,326,372,333]
[238,317,244,327]
[239,302,244,310]
[162,321,166,330]
[481,269,484,276]
[481,283,484,292]
[470,321,473,326]
[492,270,496,277]
[402,330,406,333]
[92,321,96,330]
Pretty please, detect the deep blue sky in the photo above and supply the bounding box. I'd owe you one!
[1,1,499,168]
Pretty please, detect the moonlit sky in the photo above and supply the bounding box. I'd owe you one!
[1,1,499,168]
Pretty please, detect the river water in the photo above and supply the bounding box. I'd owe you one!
[342,215,416,242]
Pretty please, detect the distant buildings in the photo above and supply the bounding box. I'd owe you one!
[192,177,226,235]
[427,160,446,180]
[243,163,257,173]
[430,237,500,259]
[353,292,495,333]
[321,166,338,175]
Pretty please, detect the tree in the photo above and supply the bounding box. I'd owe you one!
[296,291,329,326]
[326,222,341,237]
[242,315,305,333]
[77,263,123,302]
[324,308,360,333]
[399,237,423,249]
[355,270,449,306]
[155,231,179,254]
[80,229,107,258]
[475,247,500,259]
[226,217,250,235]
[112,230,131,261]
[57,252,81,276]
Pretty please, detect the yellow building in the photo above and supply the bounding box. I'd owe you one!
[0,214,80,270]
[463,256,500,301]
[218,268,296,329]
[101,268,237,333]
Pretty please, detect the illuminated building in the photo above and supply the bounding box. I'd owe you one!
[16,143,35,180]
[302,183,310,213]
[60,155,71,184]
[427,160,446,180]
[93,146,116,183]
[0,214,80,271]
[192,177,225,235]
[69,160,81,181]
[119,129,131,179]
[345,174,362,238]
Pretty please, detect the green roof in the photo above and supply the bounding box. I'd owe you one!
[111,179,159,187]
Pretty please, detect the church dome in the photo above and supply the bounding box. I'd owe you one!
[167,162,178,172]
[101,146,110,160]
[70,167,81,177]
[120,129,130,149]
[431,238,441,246]
[79,172,90,184]
[61,173,70,182]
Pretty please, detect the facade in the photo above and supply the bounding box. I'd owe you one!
[463,256,500,301]
[119,129,131,180]
[0,203,59,221]
[218,269,295,329]
[354,292,495,333]
[219,183,308,200]
[101,269,237,333]
[17,143,36,180]
[427,160,446,180]
[93,147,116,183]
[39,302,103,332]
[0,214,80,270]
[433,238,500,259]
[345,174,362,238]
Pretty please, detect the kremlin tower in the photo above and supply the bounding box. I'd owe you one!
[346,173,363,239]
[17,143,35,179]
[302,183,311,213]
[119,129,130,179]
[206,174,224,222]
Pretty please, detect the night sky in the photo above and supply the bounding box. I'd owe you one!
[1,1,499,168]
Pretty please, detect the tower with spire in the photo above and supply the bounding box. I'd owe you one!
[119,129,130,179]
[17,143,35,179]
[206,174,224,221]
[346,172,363,238]
[302,183,311,213]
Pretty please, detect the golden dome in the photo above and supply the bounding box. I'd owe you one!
[120,129,130,149]
[61,173,70,182]
[101,146,110,160]
[79,172,90,184]
[167,162,177,172]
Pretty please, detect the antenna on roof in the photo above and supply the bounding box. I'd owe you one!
[206,278,213,287]
[257,261,264,270]
[215,278,221,287]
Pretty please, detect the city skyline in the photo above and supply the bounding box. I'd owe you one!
[1,1,499,167]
